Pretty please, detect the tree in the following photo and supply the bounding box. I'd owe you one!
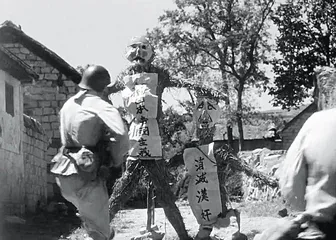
[269,0,336,109]
[147,0,274,150]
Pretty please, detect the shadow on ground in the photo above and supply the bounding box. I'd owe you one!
[1,212,81,240]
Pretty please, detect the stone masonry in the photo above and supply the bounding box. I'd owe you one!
[22,114,49,212]
[2,43,79,197]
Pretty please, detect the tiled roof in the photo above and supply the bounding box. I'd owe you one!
[0,20,81,83]
[0,45,37,81]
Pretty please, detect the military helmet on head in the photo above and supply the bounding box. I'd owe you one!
[78,65,114,92]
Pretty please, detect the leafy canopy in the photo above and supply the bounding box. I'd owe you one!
[147,0,274,100]
[269,0,336,109]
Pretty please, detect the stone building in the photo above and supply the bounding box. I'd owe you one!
[0,44,51,216]
[0,20,81,211]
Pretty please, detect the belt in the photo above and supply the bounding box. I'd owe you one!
[63,146,99,153]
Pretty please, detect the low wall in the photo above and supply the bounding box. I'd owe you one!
[217,139,283,152]
[0,147,25,216]
[22,114,49,213]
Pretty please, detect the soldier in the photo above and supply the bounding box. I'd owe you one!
[255,67,336,240]
[51,65,129,240]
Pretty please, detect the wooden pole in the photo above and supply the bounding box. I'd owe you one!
[146,180,154,231]
[151,186,155,224]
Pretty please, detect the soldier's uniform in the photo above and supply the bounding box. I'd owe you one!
[51,65,129,240]
[255,109,336,240]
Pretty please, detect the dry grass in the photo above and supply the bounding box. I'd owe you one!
[236,197,293,218]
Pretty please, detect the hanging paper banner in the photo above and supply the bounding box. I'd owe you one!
[122,73,159,120]
[122,72,162,160]
[194,98,220,129]
[129,135,162,160]
[128,119,162,160]
[129,119,160,140]
[183,142,222,225]
[123,73,158,94]
[126,91,158,119]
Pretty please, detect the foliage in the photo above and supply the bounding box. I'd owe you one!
[269,0,336,109]
[243,109,286,131]
[160,107,189,145]
[160,106,194,160]
[147,0,275,149]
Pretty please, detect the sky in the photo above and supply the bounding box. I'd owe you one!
[0,0,278,111]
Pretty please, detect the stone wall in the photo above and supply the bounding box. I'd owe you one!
[0,148,25,216]
[23,114,49,213]
[280,103,317,150]
[0,68,50,215]
[2,43,79,197]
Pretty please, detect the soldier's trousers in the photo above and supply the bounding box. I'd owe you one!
[56,175,110,240]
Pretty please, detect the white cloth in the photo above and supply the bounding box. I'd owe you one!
[280,108,336,222]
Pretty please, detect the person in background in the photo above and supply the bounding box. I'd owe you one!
[51,65,129,240]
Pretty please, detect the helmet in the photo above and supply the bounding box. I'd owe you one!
[78,65,112,92]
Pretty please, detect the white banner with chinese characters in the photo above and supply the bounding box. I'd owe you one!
[123,72,158,94]
[122,73,158,119]
[183,142,222,225]
[128,119,162,160]
[122,73,162,160]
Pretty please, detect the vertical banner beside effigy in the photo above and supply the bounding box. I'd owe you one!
[183,97,222,227]
[184,143,222,225]
[122,73,162,160]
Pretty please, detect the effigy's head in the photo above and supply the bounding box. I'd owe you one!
[192,97,220,142]
[125,36,155,67]
[194,97,220,130]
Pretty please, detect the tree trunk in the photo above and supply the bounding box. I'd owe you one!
[221,70,233,148]
[237,82,245,151]
[237,117,244,151]
[227,125,233,148]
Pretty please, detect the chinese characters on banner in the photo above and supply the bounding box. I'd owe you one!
[122,73,162,160]
[183,142,222,225]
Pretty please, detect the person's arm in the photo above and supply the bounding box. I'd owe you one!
[98,104,129,168]
[279,115,314,211]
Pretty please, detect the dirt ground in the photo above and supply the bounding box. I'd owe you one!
[109,205,279,240]
[1,212,81,240]
[2,201,284,240]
